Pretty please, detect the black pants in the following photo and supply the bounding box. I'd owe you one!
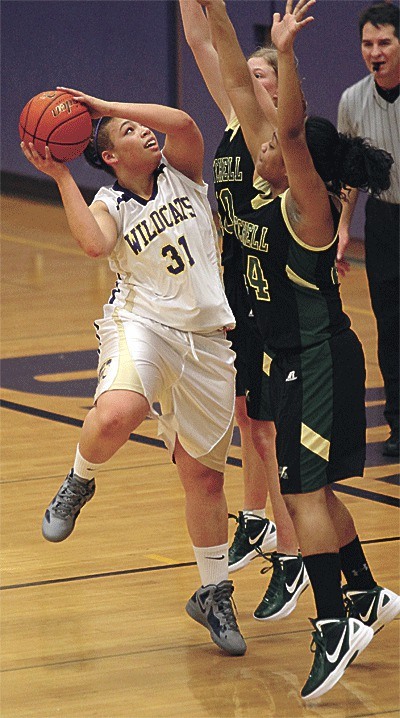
[365,197,399,433]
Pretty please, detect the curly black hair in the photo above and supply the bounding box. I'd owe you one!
[305,116,393,198]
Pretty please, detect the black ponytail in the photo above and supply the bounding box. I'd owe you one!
[337,133,393,195]
[305,116,393,197]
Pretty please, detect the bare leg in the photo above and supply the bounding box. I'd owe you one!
[235,396,268,509]
[251,418,299,554]
[283,487,348,621]
[324,486,357,548]
[79,390,150,463]
[284,486,359,556]
[283,487,339,556]
[42,389,150,543]
[174,437,228,546]
[178,434,247,655]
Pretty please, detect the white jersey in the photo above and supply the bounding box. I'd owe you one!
[94,157,235,333]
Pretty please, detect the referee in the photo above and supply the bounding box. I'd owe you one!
[337,2,399,457]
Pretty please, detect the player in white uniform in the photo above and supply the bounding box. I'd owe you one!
[20,88,246,656]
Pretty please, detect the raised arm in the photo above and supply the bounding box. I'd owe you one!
[197,0,276,165]
[272,0,335,247]
[179,0,233,122]
[57,87,204,183]
[337,188,359,260]
[336,93,358,264]
[20,143,117,258]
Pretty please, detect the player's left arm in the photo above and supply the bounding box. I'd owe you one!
[57,86,204,184]
[273,1,334,248]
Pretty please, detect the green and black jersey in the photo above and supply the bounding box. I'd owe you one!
[237,188,350,351]
[213,118,270,311]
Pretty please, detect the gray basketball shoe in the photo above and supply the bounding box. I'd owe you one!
[186,580,247,655]
[42,471,96,542]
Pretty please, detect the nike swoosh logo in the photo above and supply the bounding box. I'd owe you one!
[286,567,304,594]
[326,628,347,664]
[359,599,375,623]
[248,528,267,545]
[205,555,226,560]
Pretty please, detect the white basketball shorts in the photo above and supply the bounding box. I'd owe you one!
[93,306,236,472]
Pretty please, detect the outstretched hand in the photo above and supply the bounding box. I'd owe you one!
[336,229,351,276]
[336,256,351,277]
[56,87,110,119]
[271,0,316,52]
[20,142,71,179]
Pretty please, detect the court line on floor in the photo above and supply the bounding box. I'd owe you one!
[0,624,313,674]
[2,536,399,592]
[1,398,398,509]
[1,232,82,257]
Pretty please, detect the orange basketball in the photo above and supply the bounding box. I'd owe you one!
[19,90,92,162]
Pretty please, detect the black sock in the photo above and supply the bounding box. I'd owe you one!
[303,553,345,619]
[339,536,377,591]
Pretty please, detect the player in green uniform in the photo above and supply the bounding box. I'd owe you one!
[198,0,399,700]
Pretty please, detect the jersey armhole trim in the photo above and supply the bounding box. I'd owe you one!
[281,189,338,252]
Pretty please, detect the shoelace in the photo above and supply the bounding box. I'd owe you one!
[228,513,268,551]
[53,478,92,518]
[342,594,354,618]
[213,583,240,630]
[309,628,325,656]
[256,550,280,575]
[255,551,284,599]
[228,512,239,523]
[255,546,272,564]
[342,586,364,619]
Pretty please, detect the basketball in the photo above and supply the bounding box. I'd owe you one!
[19,90,92,162]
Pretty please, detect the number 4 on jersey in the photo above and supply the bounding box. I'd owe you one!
[246,255,270,301]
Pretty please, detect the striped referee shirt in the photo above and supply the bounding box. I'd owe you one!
[338,74,399,204]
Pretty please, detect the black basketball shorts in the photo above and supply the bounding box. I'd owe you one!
[227,307,263,398]
[248,329,366,494]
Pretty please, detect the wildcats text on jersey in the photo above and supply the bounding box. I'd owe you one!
[124,195,197,255]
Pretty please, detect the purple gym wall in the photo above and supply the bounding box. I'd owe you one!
[1,0,369,234]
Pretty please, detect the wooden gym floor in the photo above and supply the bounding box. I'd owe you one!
[1,193,399,717]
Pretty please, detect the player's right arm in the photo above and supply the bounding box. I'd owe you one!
[336,94,359,263]
[197,0,275,165]
[337,187,359,261]
[179,0,234,122]
[20,142,118,258]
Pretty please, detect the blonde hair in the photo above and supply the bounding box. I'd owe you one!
[248,46,278,77]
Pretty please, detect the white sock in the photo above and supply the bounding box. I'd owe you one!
[243,509,266,520]
[193,543,229,587]
[73,445,104,482]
